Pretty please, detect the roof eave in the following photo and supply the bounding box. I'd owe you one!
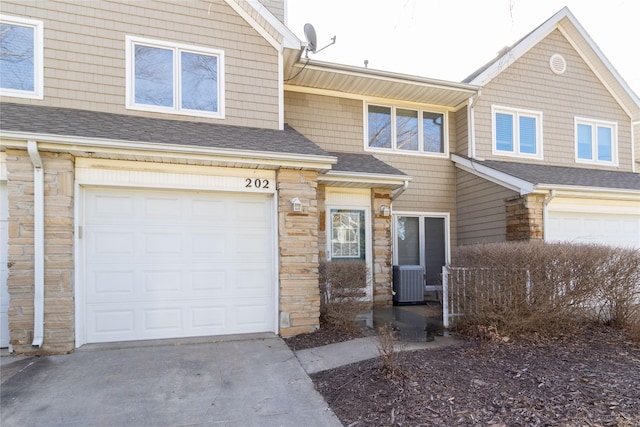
[1,130,337,170]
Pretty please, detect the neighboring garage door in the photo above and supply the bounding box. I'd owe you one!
[83,187,275,343]
[547,210,640,248]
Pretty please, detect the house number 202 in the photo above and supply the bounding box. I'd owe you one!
[245,178,270,189]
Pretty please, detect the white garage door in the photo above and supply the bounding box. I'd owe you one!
[547,211,640,248]
[1,182,9,348]
[83,187,275,343]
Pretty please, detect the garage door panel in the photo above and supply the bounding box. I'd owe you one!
[84,187,275,343]
[548,211,640,248]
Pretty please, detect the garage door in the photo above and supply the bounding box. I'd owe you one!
[547,211,640,248]
[83,187,275,343]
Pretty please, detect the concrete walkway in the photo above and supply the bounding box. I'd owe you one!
[295,335,461,374]
[1,334,342,427]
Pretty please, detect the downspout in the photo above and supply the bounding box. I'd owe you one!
[542,189,556,242]
[391,179,409,202]
[467,90,481,159]
[27,141,44,348]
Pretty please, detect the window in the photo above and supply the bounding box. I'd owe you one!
[575,118,617,165]
[492,106,543,159]
[394,214,448,286]
[126,36,224,118]
[0,15,43,99]
[366,104,446,155]
[330,209,365,259]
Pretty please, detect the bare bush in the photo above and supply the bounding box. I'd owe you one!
[376,323,406,379]
[319,260,370,333]
[449,242,640,339]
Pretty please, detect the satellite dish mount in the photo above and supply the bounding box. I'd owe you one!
[304,23,336,58]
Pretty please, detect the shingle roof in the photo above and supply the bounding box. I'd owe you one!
[478,159,640,191]
[328,151,408,177]
[0,103,329,157]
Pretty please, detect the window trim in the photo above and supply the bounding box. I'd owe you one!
[125,35,225,119]
[574,117,618,166]
[364,102,449,157]
[0,14,44,100]
[491,105,543,160]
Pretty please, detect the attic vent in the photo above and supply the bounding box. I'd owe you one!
[549,54,567,75]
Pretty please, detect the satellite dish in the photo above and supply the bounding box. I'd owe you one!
[304,23,317,54]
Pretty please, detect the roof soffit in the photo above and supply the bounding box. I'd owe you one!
[283,60,479,108]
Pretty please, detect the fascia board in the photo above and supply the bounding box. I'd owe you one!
[451,154,535,195]
[468,10,564,87]
[224,0,301,51]
[534,184,640,200]
[0,131,336,169]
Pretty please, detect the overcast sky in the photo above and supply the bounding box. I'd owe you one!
[286,0,640,96]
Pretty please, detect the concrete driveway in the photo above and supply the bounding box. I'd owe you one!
[0,333,342,427]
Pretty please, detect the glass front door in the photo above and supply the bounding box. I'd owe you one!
[395,215,448,286]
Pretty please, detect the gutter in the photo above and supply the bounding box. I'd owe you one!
[27,141,44,348]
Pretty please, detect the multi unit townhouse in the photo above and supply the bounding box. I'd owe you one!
[1,1,638,354]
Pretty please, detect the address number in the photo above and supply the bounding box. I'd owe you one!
[245,178,270,189]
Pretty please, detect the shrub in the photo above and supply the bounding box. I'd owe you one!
[319,260,370,333]
[448,242,640,339]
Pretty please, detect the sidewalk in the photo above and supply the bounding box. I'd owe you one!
[294,334,461,374]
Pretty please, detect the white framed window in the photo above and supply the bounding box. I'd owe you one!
[126,36,225,118]
[0,15,44,99]
[575,117,618,165]
[365,103,447,156]
[492,105,543,159]
[330,209,365,259]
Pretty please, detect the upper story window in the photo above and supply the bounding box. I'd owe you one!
[492,105,543,159]
[126,36,224,118]
[0,15,43,99]
[575,118,617,165]
[366,103,447,156]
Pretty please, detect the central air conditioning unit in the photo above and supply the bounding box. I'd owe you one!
[393,265,425,305]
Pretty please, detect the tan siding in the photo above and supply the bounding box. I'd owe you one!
[454,107,468,156]
[456,169,518,245]
[0,0,280,129]
[474,30,633,171]
[284,90,458,244]
[259,0,285,23]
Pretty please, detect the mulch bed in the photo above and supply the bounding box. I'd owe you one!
[284,326,368,352]
[308,325,640,426]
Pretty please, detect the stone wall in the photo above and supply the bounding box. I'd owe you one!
[277,169,321,336]
[372,188,392,305]
[6,149,75,354]
[505,194,544,242]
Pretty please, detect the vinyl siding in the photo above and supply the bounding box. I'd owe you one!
[473,29,633,171]
[284,90,459,244]
[0,0,280,129]
[454,107,468,156]
[259,0,285,23]
[456,169,518,245]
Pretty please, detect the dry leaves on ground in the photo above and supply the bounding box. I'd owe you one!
[311,325,640,426]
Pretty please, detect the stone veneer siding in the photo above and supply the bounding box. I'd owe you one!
[6,149,75,355]
[372,188,392,306]
[277,169,321,336]
[505,194,545,241]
